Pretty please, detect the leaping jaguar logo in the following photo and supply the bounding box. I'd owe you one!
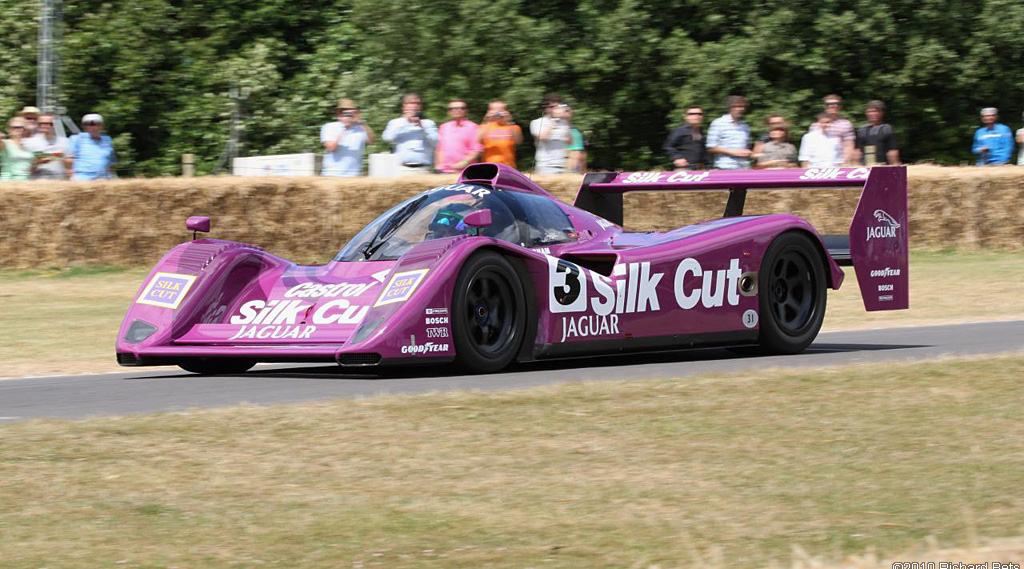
[873,209,901,228]
[867,209,901,241]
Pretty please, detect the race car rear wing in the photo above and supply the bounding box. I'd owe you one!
[573,167,908,311]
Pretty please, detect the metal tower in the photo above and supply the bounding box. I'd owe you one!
[38,0,78,135]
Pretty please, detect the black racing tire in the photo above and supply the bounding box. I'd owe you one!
[754,231,828,355]
[178,358,257,375]
[451,251,527,373]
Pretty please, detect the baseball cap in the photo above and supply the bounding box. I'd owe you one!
[980,107,998,116]
[19,106,41,116]
[336,98,357,110]
[82,113,104,124]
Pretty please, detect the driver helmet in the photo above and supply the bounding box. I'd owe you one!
[428,202,475,238]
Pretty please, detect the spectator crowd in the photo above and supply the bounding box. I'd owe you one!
[4,93,1024,180]
[0,106,115,181]
[319,92,585,177]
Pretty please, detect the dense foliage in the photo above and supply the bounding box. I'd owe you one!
[2,0,1022,175]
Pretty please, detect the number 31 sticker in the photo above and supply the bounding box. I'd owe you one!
[742,309,758,329]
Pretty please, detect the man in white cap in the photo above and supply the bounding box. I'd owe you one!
[66,113,116,180]
[972,107,1013,165]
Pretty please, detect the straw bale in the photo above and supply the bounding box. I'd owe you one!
[0,166,1021,269]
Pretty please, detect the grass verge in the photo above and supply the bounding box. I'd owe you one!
[1,354,1023,568]
[2,250,1023,378]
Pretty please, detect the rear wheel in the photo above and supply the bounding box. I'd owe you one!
[451,251,527,373]
[755,232,827,354]
[178,358,257,375]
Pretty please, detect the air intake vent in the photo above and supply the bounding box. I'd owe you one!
[460,163,499,183]
[117,352,140,365]
[174,241,261,273]
[338,353,382,366]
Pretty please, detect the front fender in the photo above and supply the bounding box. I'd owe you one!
[339,236,545,363]
[116,239,289,358]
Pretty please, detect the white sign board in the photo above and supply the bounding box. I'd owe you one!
[369,153,401,178]
[233,153,319,177]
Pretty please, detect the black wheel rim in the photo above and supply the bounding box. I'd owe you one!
[769,249,817,335]
[463,268,516,356]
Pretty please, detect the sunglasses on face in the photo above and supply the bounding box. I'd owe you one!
[687,112,704,116]
[825,102,840,107]
[39,122,53,125]
[84,122,101,126]
[11,126,25,130]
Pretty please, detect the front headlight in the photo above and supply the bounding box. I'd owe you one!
[124,320,158,343]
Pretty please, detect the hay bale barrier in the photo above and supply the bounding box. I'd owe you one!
[0,166,1021,269]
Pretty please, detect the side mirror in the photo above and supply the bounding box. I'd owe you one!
[463,209,492,229]
[187,216,210,240]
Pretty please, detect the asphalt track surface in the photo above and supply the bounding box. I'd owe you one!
[2,320,1021,423]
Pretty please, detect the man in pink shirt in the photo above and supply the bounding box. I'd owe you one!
[435,98,482,173]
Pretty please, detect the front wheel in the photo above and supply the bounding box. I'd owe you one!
[451,251,527,373]
[178,358,257,375]
[755,232,828,355]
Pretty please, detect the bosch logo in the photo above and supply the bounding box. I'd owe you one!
[425,317,449,325]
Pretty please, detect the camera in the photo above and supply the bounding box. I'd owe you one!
[341,111,355,118]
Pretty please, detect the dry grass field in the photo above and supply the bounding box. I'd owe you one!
[1,354,1023,568]
[2,251,1023,378]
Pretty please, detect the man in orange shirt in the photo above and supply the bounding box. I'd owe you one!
[477,100,523,167]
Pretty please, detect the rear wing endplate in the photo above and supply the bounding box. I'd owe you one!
[573,167,908,311]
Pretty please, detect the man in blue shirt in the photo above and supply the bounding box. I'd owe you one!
[972,107,1013,165]
[382,93,438,174]
[707,95,752,169]
[321,98,376,177]
[66,113,116,180]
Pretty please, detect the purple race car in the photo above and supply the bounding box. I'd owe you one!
[116,163,908,375]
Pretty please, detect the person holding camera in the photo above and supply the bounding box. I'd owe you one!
[321,98,376,177]
[529,93,573,174]
[382,92,439,174]
[478,100,523,168]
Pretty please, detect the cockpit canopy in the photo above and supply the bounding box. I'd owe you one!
[335,183,578,262]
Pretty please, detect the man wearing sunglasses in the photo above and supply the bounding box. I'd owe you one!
[18,106,41,138]
[435,98,481,173]
[24,114,68,179]
[66,113,115,180]
[663,105,709,170]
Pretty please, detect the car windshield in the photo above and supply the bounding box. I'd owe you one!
[335,184,581,262]
[335,184,521,261]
